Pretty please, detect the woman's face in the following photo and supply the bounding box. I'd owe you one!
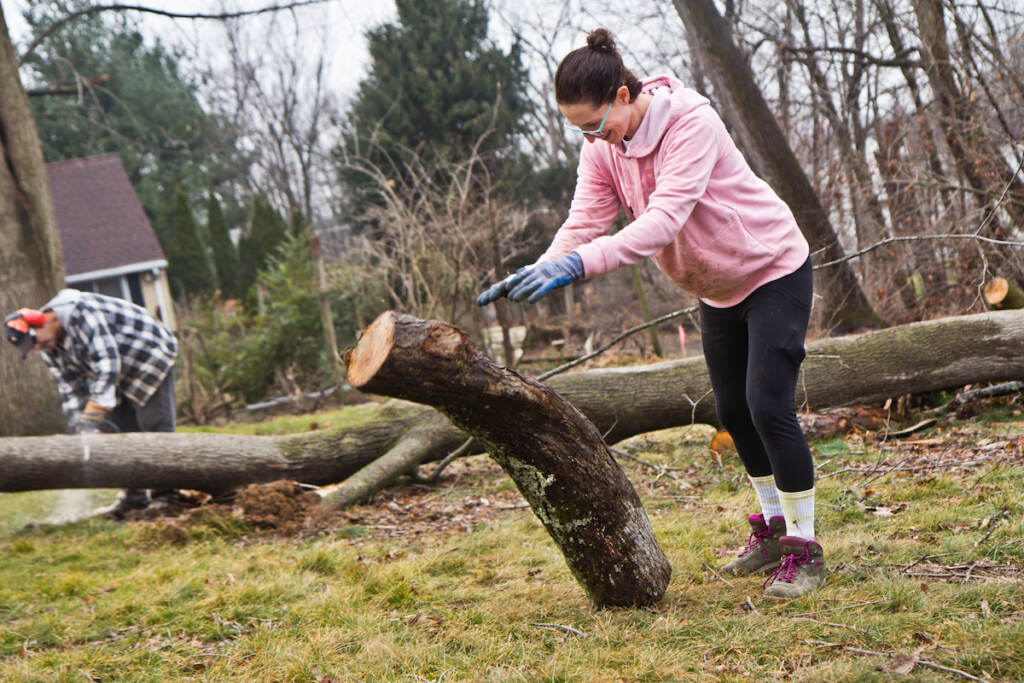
[560,86,631,145]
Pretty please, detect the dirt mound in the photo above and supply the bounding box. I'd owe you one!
[232,480,322,532]
[128,458,529,545]
[127,480,327,539]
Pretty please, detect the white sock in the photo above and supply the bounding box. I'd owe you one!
[748,474,783,519]
[778,488,815,540]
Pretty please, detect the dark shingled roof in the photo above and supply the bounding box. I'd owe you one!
[46,153,166,277]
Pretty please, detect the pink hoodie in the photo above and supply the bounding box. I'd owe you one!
[542,75,809,308]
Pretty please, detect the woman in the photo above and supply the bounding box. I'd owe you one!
[477,29,823,598]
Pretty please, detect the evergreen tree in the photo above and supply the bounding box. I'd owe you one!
[163,185,216,299]
[289,208,311,238]
[338,0,530,229]
[237,195,288,296]
[207,192,239,298]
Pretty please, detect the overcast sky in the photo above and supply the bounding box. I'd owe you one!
[2,0,397,98]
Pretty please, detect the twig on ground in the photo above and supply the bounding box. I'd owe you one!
[804,639,987,681]
[880,418,940,439]
[610,448,694,489]
[702,562,735,587]
[529,622,586,638]
[974,519,1001,547]
[902,553,958,573]
[924,381,1024,418]
[816,466,862,480]
[789,599,887,618]
[422,437,475,484]
[856,454,913,489]
[793,617,868,633]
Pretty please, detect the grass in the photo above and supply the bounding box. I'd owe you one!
[1,408,1022,681]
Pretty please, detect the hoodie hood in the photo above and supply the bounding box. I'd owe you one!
[41,289,84,331]
[616,74,709,158]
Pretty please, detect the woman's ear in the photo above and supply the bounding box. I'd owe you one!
[616,85,631,104]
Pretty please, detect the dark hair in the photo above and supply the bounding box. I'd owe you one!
[554,28,642,105]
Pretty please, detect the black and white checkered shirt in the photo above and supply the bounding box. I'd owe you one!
[40,289,178,425]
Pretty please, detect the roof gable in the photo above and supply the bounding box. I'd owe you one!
[46,153,166,277]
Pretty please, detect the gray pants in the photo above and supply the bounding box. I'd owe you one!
[107,369,176,433]
[105,370,176,503]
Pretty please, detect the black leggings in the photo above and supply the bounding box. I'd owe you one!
[699,258,814,492]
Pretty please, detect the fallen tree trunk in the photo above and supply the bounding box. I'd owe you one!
[0,401,460,494]
[2,309,1023,494]
[341,312,671,607]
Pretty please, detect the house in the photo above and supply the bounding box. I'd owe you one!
[46,153,176,330]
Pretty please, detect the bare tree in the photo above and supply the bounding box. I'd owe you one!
[336,138,543,336]
[911,0,1024,229]
[210,12,341,225]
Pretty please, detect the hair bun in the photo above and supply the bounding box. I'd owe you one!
[586,28,616,54]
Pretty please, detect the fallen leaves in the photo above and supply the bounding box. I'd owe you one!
[887,647,923,674]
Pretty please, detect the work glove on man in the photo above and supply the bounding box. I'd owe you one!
[78,400,108,434]
[476,252,584,306]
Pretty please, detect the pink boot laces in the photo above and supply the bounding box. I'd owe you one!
[764,545,819,588]
[740,526,774,561]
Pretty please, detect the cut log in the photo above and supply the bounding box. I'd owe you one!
[984,277,1024,310]
[2,309,1024,497]
[345,312,672,607]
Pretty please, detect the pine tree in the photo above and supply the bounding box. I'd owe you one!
[207,191,239,298]
[339,0,529,230]
[237,195,288,296]
[162,185,216,299]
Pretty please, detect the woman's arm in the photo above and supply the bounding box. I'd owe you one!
[540,145,622,264]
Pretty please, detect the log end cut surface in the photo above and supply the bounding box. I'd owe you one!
[348,312,397,388]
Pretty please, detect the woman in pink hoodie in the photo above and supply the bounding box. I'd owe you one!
[478,29,823,599]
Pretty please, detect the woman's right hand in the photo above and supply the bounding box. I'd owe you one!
[476,267,532,306]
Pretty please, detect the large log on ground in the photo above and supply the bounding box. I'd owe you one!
[345,311,672,607]
[1,309,1023,494]
[0,401,459,494]
[558,308,1024,442]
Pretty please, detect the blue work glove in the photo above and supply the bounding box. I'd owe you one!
[476,267,530,306]
[508,252,584,304]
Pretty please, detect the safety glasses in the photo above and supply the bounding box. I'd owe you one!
[564,100,614,137]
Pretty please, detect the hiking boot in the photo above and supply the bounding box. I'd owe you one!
[721,514,786,576]
[763,536,826,599]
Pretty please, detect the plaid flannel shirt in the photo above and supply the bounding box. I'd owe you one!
[40,291,178,426]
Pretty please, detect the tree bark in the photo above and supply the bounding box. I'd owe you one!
[2,309,1024,492]
[344,312,672,607]
[670,0,887,333]
[0,9,66,435]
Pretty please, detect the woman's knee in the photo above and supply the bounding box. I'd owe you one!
[749,400,799,442]
[716,397,753,433]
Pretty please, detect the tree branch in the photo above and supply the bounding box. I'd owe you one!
[815,233,1024,270]
[781,44,920,68]
[536,306,699,381]
[19,0,334,65]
